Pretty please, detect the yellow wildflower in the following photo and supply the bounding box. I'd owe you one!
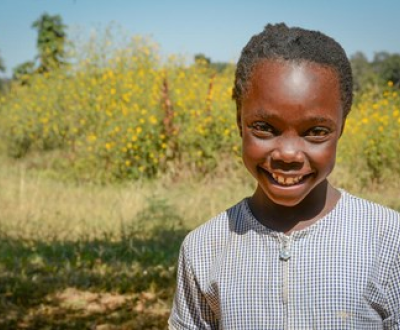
[87,134,97,142]
[149,115,157,124]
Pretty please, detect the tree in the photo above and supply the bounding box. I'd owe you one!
[350,52,380,91]
[0,52,6,92]
[0,53,5,73]
[194,53,231,73]
[32,13,67,72]
[12,61,35,84]
[372,52,400,87]
[194,53,211,66]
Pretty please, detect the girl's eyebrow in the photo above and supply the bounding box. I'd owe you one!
[307,116,337,127]
[249,110,338,127]
[249,110,277,121]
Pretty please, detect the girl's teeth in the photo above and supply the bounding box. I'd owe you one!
[272,173,304,186]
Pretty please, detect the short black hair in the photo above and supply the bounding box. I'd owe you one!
[233,23,353,118]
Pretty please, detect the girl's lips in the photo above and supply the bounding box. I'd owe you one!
[260,167,312,186]
[271,173,304,185]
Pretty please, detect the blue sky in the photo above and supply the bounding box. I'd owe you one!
[1,0,400,77]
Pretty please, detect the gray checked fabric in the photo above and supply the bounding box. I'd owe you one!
[169,190,400,329]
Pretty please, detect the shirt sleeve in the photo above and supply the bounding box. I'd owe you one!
[168,240,219,330]
[384,243,400,330]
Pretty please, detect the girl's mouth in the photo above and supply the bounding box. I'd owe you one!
[267,171,313,186]
[271,173,304,186]
[258,167,313,186]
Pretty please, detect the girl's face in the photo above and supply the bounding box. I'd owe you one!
[238,59,343,208]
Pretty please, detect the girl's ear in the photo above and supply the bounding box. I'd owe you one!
[236,109,243,137]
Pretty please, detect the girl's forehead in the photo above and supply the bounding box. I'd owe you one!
[250,59,339,81]
[246,59,341,99]
[242,59,343,123]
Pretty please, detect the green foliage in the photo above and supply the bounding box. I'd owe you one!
[1,29,399,185]
[351,51,400,91]
[0,35,239,183]
[350,52,380,91]
[373,52,400,87]
[12,61,36,84]
[0,51,5,72]
[0,53,6,93]
[194,53,232,72]
[338,82,400,183]
[10,13,68,86]
[32,13,67,72]
[194,53,211,65]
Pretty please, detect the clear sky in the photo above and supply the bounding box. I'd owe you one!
[1,0,400,77]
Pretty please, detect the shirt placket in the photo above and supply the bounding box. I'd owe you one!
[278,233,293,330]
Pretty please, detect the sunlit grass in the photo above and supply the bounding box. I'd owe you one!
[0,154,251,329]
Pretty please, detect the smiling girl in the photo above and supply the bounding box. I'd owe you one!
[169,23,400,329]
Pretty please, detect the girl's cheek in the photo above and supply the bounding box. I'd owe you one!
[243,142,268,158]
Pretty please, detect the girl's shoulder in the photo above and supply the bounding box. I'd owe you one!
[338,189,400,243]
[179,198,250,258]
[339,189,400,221]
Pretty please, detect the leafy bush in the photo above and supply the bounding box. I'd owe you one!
[0,35,239,182]
[338,81,400,183]
[1,31,399,185]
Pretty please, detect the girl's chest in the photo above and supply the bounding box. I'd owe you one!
[206,234,385,329]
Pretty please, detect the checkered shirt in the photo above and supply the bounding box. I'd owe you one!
[169,190,400,329]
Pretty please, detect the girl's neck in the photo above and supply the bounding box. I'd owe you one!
[249,181,341,234]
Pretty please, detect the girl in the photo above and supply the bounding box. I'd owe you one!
[169,23,400,329]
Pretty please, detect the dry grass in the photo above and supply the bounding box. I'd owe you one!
[1,162,149,239]
[0,155,253,240]
[1,153,398,241]
[0,154,254,329]
[330,164,400,212]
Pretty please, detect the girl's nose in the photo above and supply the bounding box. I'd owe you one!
[270,137,305,164]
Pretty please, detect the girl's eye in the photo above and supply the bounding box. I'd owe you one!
[306,127,331,140]
[250,122,275,136]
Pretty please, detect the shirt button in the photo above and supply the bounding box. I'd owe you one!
[279,250,291,261]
